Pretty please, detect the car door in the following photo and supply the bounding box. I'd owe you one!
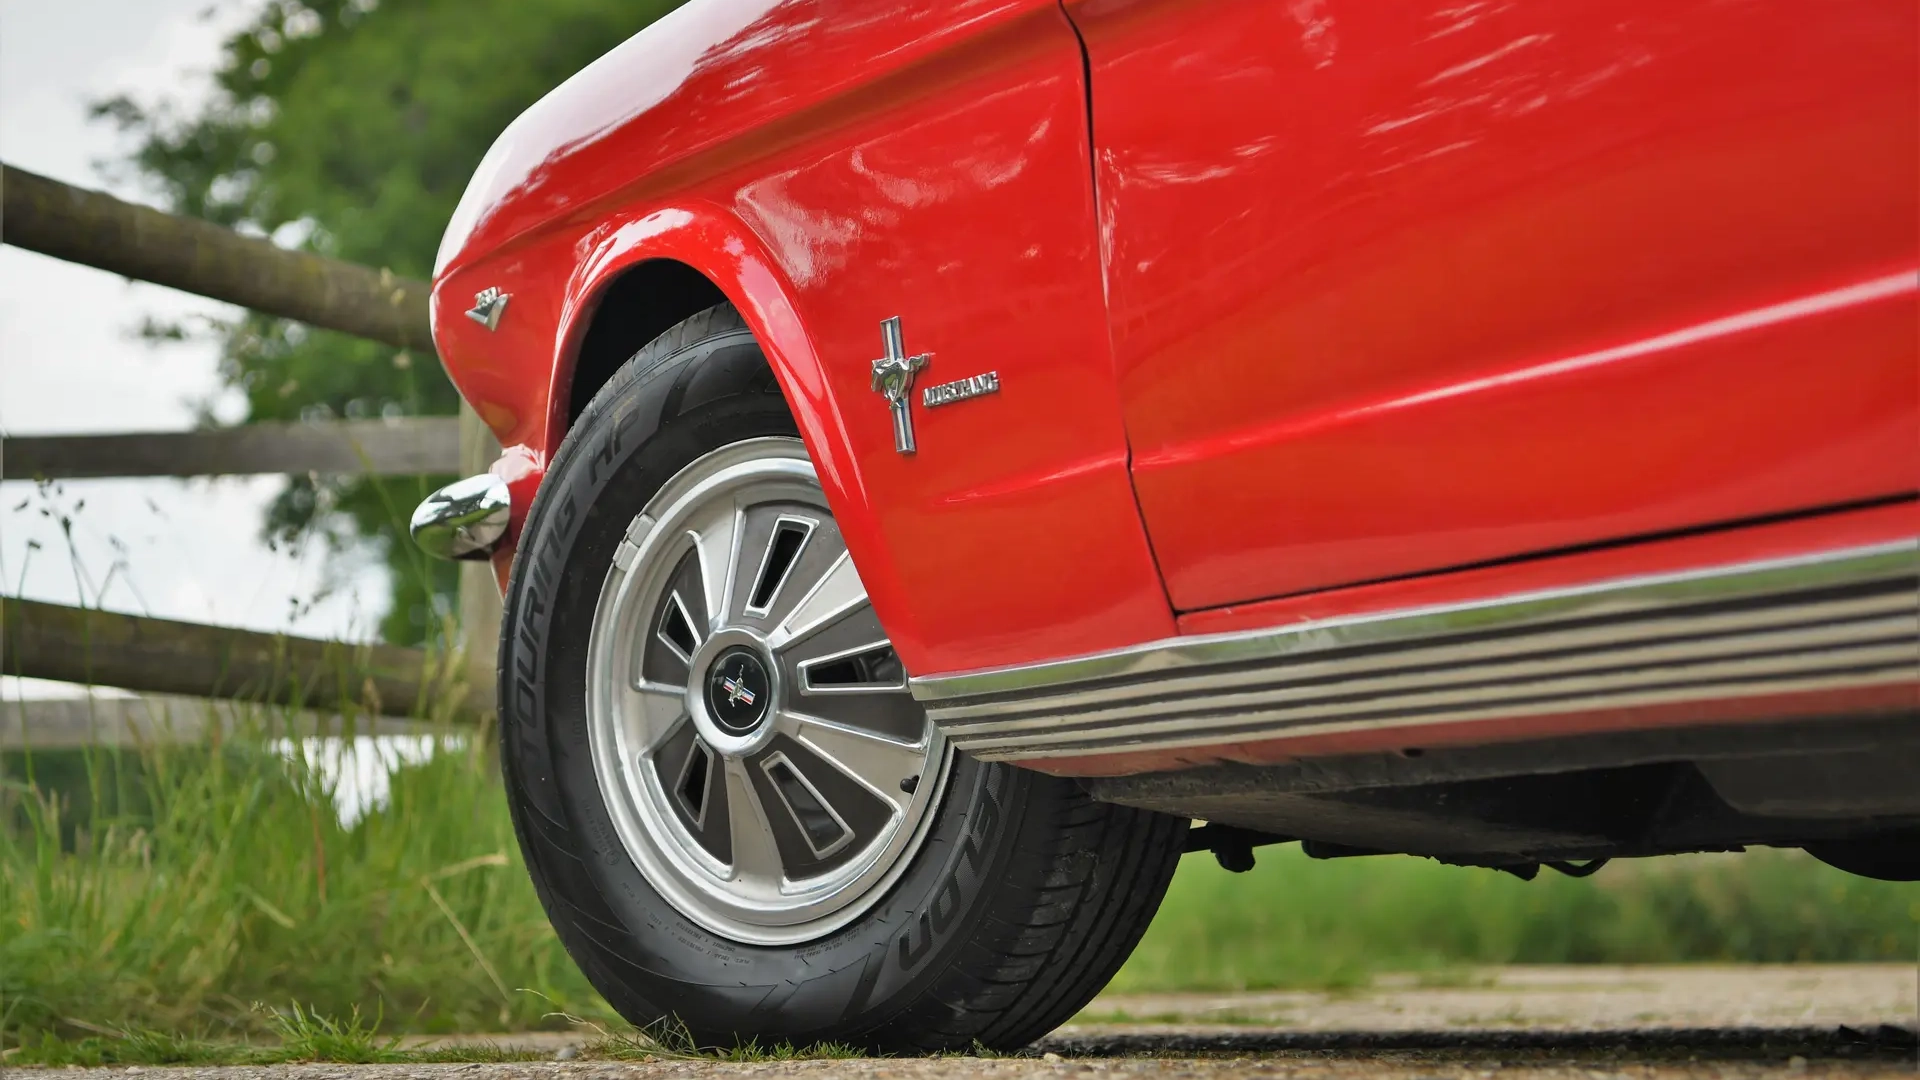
[1066,0,1919,612]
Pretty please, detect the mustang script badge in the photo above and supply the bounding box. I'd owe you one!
[869,316,930,454]
[465,287,510,331]
[922,371,1000,408]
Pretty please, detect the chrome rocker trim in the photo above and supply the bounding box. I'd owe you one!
[909,541,1920,764]
[410,473,511,561]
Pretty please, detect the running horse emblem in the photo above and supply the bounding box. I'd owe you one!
[870,316,930,455]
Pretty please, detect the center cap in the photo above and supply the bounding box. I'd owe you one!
[706,647,772,734]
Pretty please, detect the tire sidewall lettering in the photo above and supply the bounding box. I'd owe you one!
[892,768,1007,976]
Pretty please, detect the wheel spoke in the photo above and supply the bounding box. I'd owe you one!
[723,756,787,885]
[789,684,926,744]
[689,502,744,636]
[640,551,711,685]
[623,680,688,752]
[783,711,924,813]
[778,602,881,670]
[656,589,701,665]
[789,623,904,687]
[769,549,868,651]
[736,511,818,619]
[775,599,926,742]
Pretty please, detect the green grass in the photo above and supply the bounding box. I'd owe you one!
[585,1023,867,1063]
[4,709,1915,1059]
[3,1027,869,1067]
[0,1005,563,1067]
[0,713,612,1045]
[1109,845,1920,993]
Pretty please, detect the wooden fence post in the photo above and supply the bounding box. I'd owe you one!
[457,406,503,710]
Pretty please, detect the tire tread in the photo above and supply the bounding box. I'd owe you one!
[889,777,1185,1050]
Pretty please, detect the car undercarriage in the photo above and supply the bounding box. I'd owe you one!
[1095,713,1920,881]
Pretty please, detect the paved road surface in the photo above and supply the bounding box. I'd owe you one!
[1065,964,1916,1033]
[19,966,1918,1078]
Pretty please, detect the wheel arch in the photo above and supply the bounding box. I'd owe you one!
[542,200,872,552]
[562,258,729,430]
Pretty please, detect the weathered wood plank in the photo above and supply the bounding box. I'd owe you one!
[0,692,437,749]
[0,163,433,352]
[1,417,462,479]
[1,597,492,719]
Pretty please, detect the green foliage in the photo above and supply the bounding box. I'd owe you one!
[1110,847,1920,993]
[98,0,681,643]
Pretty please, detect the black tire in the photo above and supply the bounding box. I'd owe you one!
[497,302,1185,1051]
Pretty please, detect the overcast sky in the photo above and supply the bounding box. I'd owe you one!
[2,0,389,698]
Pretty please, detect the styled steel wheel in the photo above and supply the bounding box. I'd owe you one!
[496,303,1184,1051]
[586,438,949,943]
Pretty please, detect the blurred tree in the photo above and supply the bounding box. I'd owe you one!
[97,0,681,644]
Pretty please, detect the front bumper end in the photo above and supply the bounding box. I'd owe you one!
[410,473,511,561]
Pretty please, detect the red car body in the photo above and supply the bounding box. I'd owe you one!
[431,0,1917,780]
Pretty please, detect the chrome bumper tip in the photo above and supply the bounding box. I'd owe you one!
[410,474,511,561]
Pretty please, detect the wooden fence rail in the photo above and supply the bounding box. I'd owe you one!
[0,162,498,722]
[3,416,463,479]
[1,164,433,352]
[1,596,489,720]
[2,693,437,750]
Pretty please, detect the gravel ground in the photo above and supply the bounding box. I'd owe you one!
[14,1041,1914,1080]
[1067,965,1919,1032]
[13,966,1916,1078]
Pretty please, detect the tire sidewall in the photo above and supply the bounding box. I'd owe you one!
[498,334,1032,1045]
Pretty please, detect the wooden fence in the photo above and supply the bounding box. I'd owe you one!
[0,163,498,727]
[6,417,462,479]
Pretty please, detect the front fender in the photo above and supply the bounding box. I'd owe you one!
[451,200,903,637]
[436,0,1177,676]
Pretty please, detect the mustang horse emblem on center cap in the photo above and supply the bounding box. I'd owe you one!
[465,287,510,331]
[720,668,757,707]
[870,316,930,455]
[721,657,756,707]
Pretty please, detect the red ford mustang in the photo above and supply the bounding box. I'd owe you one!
[409,0,1919,1051]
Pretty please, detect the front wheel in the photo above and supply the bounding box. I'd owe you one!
[497,303,1185,1051]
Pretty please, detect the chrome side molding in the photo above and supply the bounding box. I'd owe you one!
[911,541,1920,765]
[410,473,511,560]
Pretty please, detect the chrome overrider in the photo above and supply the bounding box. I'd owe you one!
[410,473,511,561]
[909,541,1920,765]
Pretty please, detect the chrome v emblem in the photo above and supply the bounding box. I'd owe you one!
[465,287,510,331]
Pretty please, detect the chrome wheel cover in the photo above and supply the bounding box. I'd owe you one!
[586,438,950,944]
